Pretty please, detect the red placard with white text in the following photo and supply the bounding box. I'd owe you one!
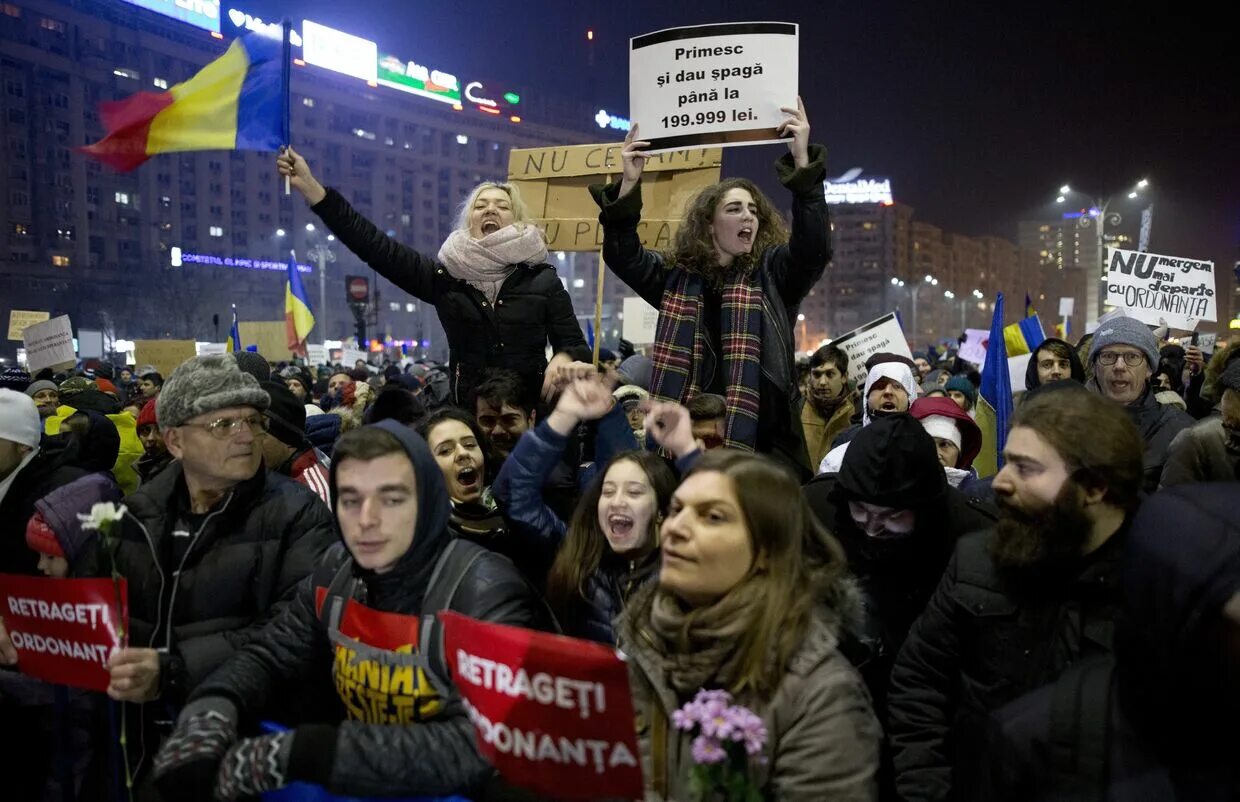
[1,574,128,692]
[441,611,644,801]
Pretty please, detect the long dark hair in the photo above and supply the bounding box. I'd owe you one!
[545,451,676,623]
[668,178,789,284]
[416,406,497,486]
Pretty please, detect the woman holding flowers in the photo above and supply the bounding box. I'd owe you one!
[616,450,880,801]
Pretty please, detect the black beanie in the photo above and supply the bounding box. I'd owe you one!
[835,414,947,509]
[235,351,272,383]
[261,381,307,448]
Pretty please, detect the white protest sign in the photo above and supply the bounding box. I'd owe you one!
[1086,306,1127,335]
[196,342,227,356]
[630,22,798,152]
[343,348,368,368]
[22,315,76,372]
[1009,353,1031,394]
[828,312,913,388]
[958,328,990,366]
[621,296,659,344]
[76,329,104,359]
[1105,247,1215,331]
[1058,297,1074,317]
[306,344,327,366]
[1194,333,1217,355]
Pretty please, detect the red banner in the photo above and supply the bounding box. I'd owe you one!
[1,574,128,692]
[441,611,644,801]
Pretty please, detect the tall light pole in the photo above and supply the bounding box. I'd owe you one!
[1055,178,1149,328]
[891,274,938,341]
[304,224,336,340]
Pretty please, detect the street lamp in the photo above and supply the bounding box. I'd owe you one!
[304,233,336,341]
[1054,178,1150,326]
[275,228,286,237]
[305,223,316,232]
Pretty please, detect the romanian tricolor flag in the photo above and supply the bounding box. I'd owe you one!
[1024,293,1036,319]
[285,252,315,356]
[226,305,242,353]
[974,292,1014,478]
[81,32,288,171]
[1002,315,1047,356]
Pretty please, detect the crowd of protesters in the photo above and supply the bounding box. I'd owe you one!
[1,105,1237,800]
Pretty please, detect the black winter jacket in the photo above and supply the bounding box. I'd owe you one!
[0,434,87,575]
[114,462,336,700]
[592,146,831,480]
[311,189,586,404]
[1119,385,1194,492]
[190,421,552,798]
[886,525,1129,802]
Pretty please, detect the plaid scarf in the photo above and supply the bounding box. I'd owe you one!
[649,271,764,451]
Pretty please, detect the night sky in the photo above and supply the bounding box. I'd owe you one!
[242,0,1239,291]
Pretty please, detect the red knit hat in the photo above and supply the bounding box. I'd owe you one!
[95,378,117,395]
[25,512,65,558]
[137,399,159,428]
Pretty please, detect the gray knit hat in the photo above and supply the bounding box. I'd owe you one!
[156,354,270,429]
[24,379,58,397]
[1088,316,1159,370]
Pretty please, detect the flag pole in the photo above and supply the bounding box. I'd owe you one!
[281,19,292,195]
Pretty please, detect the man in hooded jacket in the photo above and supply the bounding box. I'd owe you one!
[804,415,996,715]
[150,420,553,800]
[1023,337,1086,391]
[981,483,1240,801]
[818,361,920,473]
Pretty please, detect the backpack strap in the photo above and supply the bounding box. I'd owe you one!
[317,553,357,632]
[1047,656,1115,800]
[418,540,487,696]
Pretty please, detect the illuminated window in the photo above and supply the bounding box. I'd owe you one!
[52,255,70,267]
[302,97,315,107]
[1,4,20,18]
[114,192,130,205]
[209,226,223,237]
[40,17,65,33]
[389,302,400,312]
[13,223,28,235]
[113,68,139,80]
[153,77,168,89]
[456,134,468,145]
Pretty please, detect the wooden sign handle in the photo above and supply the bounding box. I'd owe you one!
[592,175,609,367]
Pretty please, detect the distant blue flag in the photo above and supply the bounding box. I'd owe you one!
[226,305,241,353]
[1024,293,1036,319]
[975,292,1014,477]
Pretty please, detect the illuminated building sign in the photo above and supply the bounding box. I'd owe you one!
[376,54,460,104]
[823,178,894,205]
[464,81,497,108]
[1062,208,1101,220]
[170,247,311,273]
[595,109,632,132]
[118,0,220,33]
[224,8,301,45]
[301,20,377,83]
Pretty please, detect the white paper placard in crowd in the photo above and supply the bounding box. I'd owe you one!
[1195,333,1217,355]
[1058,297,1074,317]
[197,342,227,356]
[828,312,913,388]
[1009,353,1031,394]
[343,348,368,367]
[958,328,990,366]
[1086,306,1127,335]
[76,329,104,359]
[630,22,798,152]
[22,315,76,372]
[306,344,327,366]
[621,296,660,344]
[1105,247,1215,330]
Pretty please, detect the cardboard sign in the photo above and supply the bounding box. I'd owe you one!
[22,315,76,372]
[621,296,660,344]
[133,339,197,378]
[1,574,128,692]
[630,22,799,152]
[1058,297,1075,317]
[306,344,327,366]
[442,612,644,801]
[958,328,990,366]
[1105,247,1216,330]
[238,321,294,360]
[8,310,51,341]
[828,312,914,388]
[508,143,722,253]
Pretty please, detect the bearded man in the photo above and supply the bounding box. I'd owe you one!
[886,382,1144,802]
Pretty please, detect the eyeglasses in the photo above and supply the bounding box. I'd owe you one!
[181,414,269,439]
[1096,351,1146,367]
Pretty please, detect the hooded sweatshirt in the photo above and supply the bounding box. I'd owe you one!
[1024,337,1087,390]
[818,362,919,473]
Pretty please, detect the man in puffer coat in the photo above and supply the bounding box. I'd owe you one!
[104,355,336,722]
[150,420,552,800]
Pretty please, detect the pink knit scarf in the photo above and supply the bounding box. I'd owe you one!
[437,224,548,305]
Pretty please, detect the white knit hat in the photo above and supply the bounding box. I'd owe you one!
[0,388,42,449]
[920,414,962,450]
